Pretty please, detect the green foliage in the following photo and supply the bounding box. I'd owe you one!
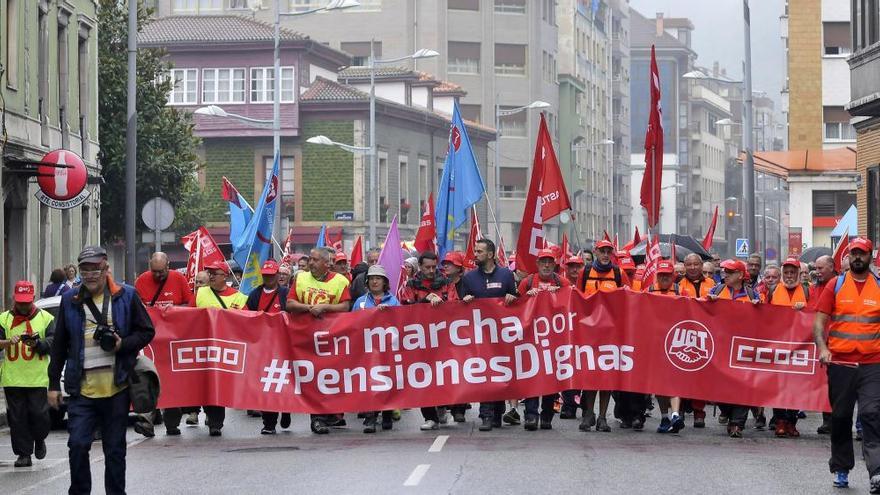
[98,0,203,240]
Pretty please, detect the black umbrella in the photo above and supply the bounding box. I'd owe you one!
[799,246,832,264]
[628,234,711,262]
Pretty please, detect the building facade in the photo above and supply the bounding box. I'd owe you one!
[0,0,101,302]
[149,0,556,252]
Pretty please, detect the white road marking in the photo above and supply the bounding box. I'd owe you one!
[403,464,431,486]
[428,435,448,453]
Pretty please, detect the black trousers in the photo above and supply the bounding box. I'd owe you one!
[164,406,224,430]
[719,404,750,428]
[479,401,505,421]
[613,392,647,422]
[4,387,49,457]
[772,408,799,425]
[261,411,291,429]
[524,395,556,419]
[421,404,466,422]
[828,363,880,476]
[561,390,580,412]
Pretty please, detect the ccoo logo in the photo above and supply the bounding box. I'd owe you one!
[664,320,714,372]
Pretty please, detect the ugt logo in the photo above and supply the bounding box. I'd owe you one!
[665,320,714,372]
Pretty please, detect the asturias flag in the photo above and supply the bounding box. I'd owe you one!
[435,102,486,258]
[234,154,280,295]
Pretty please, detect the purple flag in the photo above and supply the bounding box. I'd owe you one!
[378,215,404,296]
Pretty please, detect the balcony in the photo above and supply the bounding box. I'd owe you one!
[690,85,731,114]
[847,45,880,116]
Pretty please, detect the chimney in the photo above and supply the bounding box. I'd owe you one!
[713,61,719,78]
[656,12,664,37]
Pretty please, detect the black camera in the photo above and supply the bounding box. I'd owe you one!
[93,325,118,352]
[19,334,38,344]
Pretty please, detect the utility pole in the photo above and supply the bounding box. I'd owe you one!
[742,0,757,253]
[124,0,137,282]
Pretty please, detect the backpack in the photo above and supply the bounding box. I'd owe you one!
[648,283,680,296]
[710,283,759,302]
[580,266,622,293]
[833,272,880,295]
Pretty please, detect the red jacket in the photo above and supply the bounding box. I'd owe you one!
[400,274,459,304]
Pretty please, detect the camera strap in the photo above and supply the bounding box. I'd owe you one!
[148,276,169,307]
[84,286,111,327]
[210,289,228,309]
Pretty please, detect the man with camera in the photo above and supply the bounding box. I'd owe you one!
[49,246,155,495]
[0,280,55,467]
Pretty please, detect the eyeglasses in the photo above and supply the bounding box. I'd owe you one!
[207,271,225,278]
[80,269,105,278]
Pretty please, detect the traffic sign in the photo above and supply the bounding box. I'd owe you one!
[142,197,175,231]
[34,149,90,209]
[735,238,750,258]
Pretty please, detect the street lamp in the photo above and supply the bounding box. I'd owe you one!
[364,46,439,248]
[194,105,274,127]
[493,100,551,234]
[306,135,372,154]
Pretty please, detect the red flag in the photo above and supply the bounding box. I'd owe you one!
[833,231,851,272]
[603,230,612,243]
[622,226,642,253]
[702,206,719,251]
[414,193,437,254]
[516,114,571,273]
[350,236,363,266]
[182,227,226,290]
[331,231,343,253]
[497,239,509,268]
[640,45,664,229]
[561,232,572,260]
[614,233,619,251]
[221,177,242,207]
[462,208,483,270]
[640,235,663,291]
[670,239,677,263]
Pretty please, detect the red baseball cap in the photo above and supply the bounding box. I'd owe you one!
[782,257,801,269]
[205,261,230,274]
[334,252,348,263]
[720,259,746,273]
[13,281,35,303]
[537,249,556,260]
[443,252,464,267]
[261,259,279,275]
[617,252,635,270]
[656,260,675,274]
[595,240,614,250]
[565,256,584,266]
[850,237,873,253]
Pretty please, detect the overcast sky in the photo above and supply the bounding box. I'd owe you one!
[629,0,786,108]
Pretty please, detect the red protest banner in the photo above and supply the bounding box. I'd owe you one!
[147,288,828,414]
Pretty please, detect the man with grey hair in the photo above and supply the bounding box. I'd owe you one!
[811,254,839,435]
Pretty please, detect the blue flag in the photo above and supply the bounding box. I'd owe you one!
[222,177,253,254]
[233,154,279,295]
[435,102,486,258]
[316,224,327,248]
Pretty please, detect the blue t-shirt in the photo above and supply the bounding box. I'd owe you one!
[461,265,518,300]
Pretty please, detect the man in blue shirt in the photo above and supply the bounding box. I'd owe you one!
[461,238,518,432]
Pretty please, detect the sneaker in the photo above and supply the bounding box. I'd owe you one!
[453,412,466,423]
[728,425,743,438]
[775,419,788,438]
[798,410,807,419]
[579,411,597,432]
[833,471,849,488]
[671,414,685,433]
[14,455,31,468]
[34,439,46,460]
[209,427,222,437]
[870,474,880,494]
[261,427,276,435]
[657,417,672,433]
[754,414,767,430]
[329,416,347,427]
[818,422,831,435]
[632,417,644,431]
[620,419,633,429]
[280,413,291,429]
[310,419,329,435]
[421,420,439,431]
[718,415,729,425]
[502,408,521,425]
[363,416,377,434]
[186,412,199,425]
[785,422,800,438]
[438,409,449,425]
[479,418,493,432]
[596,416,611,432]
[166,427,181,436]
[693,410,706,428]
[524,415,538,431]
[134,421,155,438]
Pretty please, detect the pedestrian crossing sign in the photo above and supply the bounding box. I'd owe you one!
[735,238,750,258]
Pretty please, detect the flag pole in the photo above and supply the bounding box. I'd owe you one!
[483,191,507,253]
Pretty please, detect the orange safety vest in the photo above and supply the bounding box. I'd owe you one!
[679,277,715,298]
[580,267,622,296]
[648,283,679,297]
[827,272,880,362]
[711,284,761,303]
[769,284,807,307]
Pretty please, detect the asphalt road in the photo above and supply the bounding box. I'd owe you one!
[0,403,870,494]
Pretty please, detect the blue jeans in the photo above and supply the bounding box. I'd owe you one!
[67,391,129,495]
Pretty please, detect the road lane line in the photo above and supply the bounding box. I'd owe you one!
[428,435,448,453]
[403,464,431,486]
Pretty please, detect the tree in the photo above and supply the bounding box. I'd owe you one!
[98,1,206,241]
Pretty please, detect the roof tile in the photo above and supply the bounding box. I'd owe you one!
[139,15,305,45]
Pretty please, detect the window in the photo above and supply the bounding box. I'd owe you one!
[202,68,245,104]
[823,22,852,55]
[448,41,480,74]
[399,156,409,223]
[542,0,556,25]
[494,0,525,14]
[38,1,49,146]
[340,41,382,66]
[824,122,857,141]
[812,190,856,217]
[289,0,321,11]
[499,106,527,137]
[265,156,295,197]
[459,104,481,123]
[495,44,526,76]
[78,25,91,157]
[379,154,389,223]
[869,166,880,244]
[229,0,254,8]
[173,0,222,12]
[418,158,428,206]
[499,168,527,198]
[58,11,70,142]
[5,0,18,88]
[448,0,479,10]
[250,67,295,103]
[168,69,198,105]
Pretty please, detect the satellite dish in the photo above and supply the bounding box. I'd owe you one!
[559,211,571,224]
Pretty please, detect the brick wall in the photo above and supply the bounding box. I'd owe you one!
[857,120,880,237]
[300,120,355,221]
[788,0,823,149]
[204,139,256,222]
